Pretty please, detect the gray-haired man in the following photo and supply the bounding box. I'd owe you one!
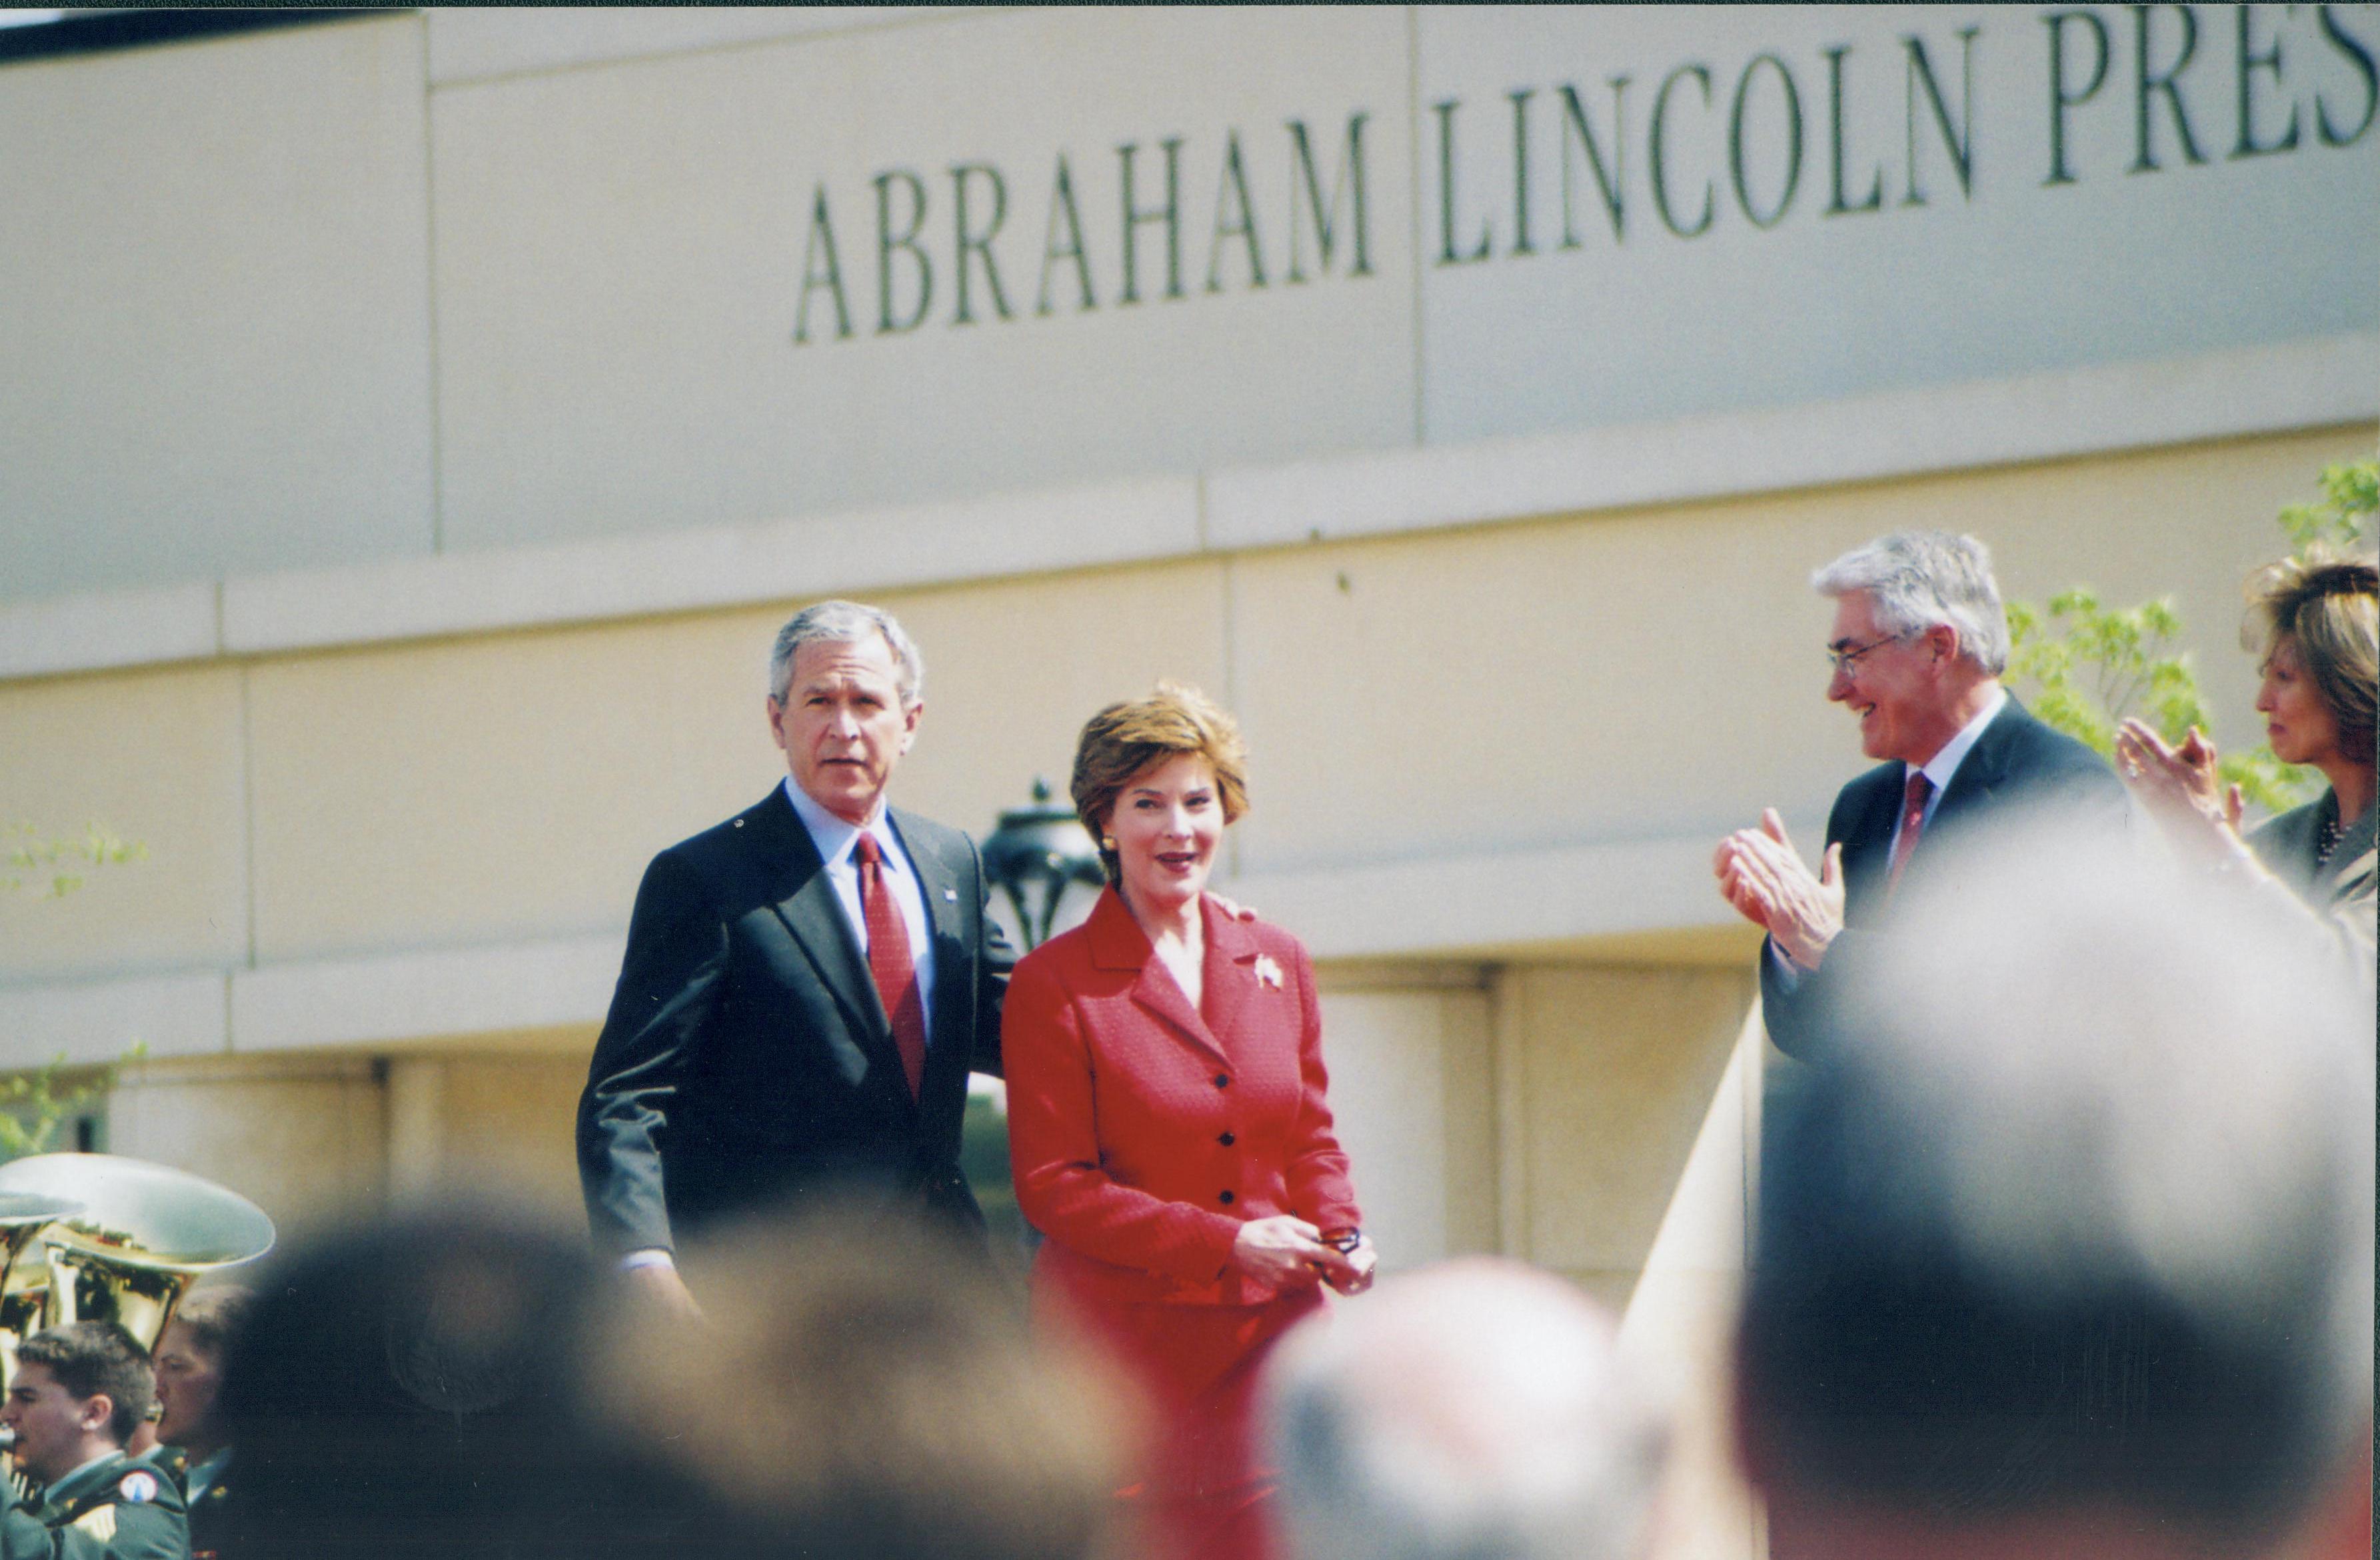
[578,599,1014,1315]
[1713,531,2124,1058]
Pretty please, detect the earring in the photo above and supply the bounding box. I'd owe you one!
[1101,837,1116,851]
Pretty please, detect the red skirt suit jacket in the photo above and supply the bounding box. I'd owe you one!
[1004,888,1360,1307]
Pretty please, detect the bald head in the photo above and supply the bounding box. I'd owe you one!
[1265,1258,1670,1560]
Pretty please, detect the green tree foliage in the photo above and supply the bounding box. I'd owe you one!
[3,819,150,1155]
[4,823,145,898]
[2277,459,2376,551]
[2007,458,2377,817]
[2007,591,2311,813]
[0,1050,139,1161]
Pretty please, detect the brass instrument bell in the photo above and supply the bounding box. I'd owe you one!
[0,1155,274,1365]
[0,1193,83,1397]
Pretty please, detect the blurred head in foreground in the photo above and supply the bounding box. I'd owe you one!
[1264,1257,1670,1560]
[1736,827,2374,1559]
[585,1202,1125,1560]
[216,1209,615,1560]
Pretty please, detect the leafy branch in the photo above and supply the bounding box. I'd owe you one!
[2006,457,2377,818]
[2007,593,2313,813]
[3,823,145,898]
[2277,459,2375,551]
[2,817,154,1157]
[0,1046,145,1161]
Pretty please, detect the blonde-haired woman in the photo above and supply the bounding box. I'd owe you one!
[1004,682,1374,1560]
[2117,547,2377,973]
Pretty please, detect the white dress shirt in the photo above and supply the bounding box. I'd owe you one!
[1889,685,2007,857]
[782,776,938,1037]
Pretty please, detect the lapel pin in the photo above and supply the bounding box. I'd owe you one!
[1254,954,1283,990]
[942,887,958,901]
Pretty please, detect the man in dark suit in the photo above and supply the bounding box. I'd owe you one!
[1714,531,2124,1059]
[578,599,1013,1315]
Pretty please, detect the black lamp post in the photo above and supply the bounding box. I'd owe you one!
[981,777,1106,950]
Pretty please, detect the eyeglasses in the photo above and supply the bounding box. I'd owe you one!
[1826,633,1909,675]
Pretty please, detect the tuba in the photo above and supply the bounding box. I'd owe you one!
[0,1191,83,1389]
[0,1155,273,1504]
[0,1154,275,1383]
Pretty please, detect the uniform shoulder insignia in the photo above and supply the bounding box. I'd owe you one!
[71,1505,116,1541]
[115,1470,160,1504]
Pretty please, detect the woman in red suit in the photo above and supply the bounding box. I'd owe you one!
[1004,681,1377,1560]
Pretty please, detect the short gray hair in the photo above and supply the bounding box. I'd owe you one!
[1812,531,2010,675]
[1266,1259,1670,1560]
[768,601,924,709]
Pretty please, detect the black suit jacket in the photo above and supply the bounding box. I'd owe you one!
[1760,696,2125,1059]
[577,786,1014,1254]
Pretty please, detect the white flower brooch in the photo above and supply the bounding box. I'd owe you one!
[1253,954,1284,990]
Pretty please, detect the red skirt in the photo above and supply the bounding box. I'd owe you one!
[1036,1275,1327,1560]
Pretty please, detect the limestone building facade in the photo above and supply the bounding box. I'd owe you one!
[2,10,2373,1553]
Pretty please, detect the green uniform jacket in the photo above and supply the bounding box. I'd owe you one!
[174,1452,229,1560]
[0,1452,189,1560]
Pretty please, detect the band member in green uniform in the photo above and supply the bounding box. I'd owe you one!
[0,1323,188,1560]
[153,1293,245,1560]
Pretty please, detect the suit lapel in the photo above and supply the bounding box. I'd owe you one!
[1927,697,2024,831]
[758,789,906,1091]
[1131,969,1230,1067]
[1088,890,1232,1066]
[1200,909,1262,1057]
[1838,769,1904,921]
[1888,698,2028,899]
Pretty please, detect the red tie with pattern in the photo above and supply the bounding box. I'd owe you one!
[853,833,927,1098]
[1888,770,1935,891]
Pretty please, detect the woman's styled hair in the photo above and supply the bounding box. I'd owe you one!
[1070,681,1248,885]
[2243,547,2378,757]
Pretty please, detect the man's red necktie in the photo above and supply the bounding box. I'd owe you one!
[1888,770,1935,891]
[853,833,927,1098]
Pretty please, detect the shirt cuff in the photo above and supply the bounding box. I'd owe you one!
[619,1247,676,1272]
[1766,939,1805,988]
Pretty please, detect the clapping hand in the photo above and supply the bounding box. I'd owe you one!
[1713,809,1845,969]
[2114,719,2246,865]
